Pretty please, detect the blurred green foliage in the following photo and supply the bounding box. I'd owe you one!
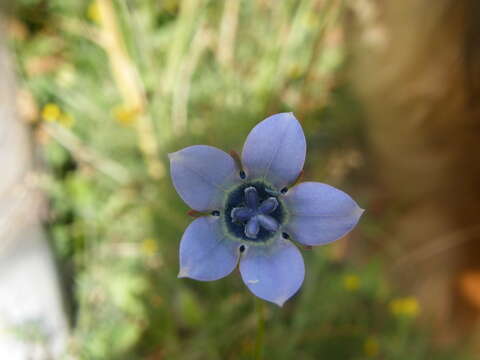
[9,0,474,359]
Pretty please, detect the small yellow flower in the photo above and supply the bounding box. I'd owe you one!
[343,274,360,291]
[41,103,61,122]
[389,296,420,318]
[112,104,140,126]
[87,1,101,23]
[141,238,158,256]
[42,103,75,128]
[402,297,420,316]
[363,336,379,357]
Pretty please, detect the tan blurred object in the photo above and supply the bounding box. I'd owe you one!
[349,0,480,345]
[25,55,64,77]
[0,21,68,359]
[16,88,38,123]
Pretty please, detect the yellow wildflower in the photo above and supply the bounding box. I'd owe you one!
[87,1,101,23]
[141,238,158,256]
[41,103,61,122]
[343,274,360,291]
[363,336,379,357]
[389,296,420,318]
[112,104,140,126]
[41,103,75,128]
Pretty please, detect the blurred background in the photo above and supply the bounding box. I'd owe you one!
[1,0,480,359]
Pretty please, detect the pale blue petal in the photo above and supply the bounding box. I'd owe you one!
[239,237,305,306]
[241,113,306,189]
[179,216,240,281]
[284,182,364,246]
[169,145,240,211]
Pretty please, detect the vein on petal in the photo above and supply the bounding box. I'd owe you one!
[261,118,290,182]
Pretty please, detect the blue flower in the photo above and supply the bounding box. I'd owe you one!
[169,113,364,306]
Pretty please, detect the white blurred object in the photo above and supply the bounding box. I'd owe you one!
[0,33,69,359]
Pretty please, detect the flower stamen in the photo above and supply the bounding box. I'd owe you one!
[244,187,259,209]
[224,181,287,242]
[257,214,279,232]
[229,186,282,239]
[231,207,254,222]
[245,217,260,238]
[258,197,278,213]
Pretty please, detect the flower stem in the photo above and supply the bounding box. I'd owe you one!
[254,297,265,360]
[97,0,164,180]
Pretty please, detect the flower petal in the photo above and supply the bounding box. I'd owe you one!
[239,237,305,306]
[284,182,364,246]
[179,216,240,281]
[169,145,239,211]
[241,113,306,189]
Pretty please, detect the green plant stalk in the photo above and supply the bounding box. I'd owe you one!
[254,298,265,360]
[97,0,164,179]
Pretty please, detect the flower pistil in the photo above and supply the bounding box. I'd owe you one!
[230,186,280,239]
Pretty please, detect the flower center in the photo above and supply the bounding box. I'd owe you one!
[223,181,285,242]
